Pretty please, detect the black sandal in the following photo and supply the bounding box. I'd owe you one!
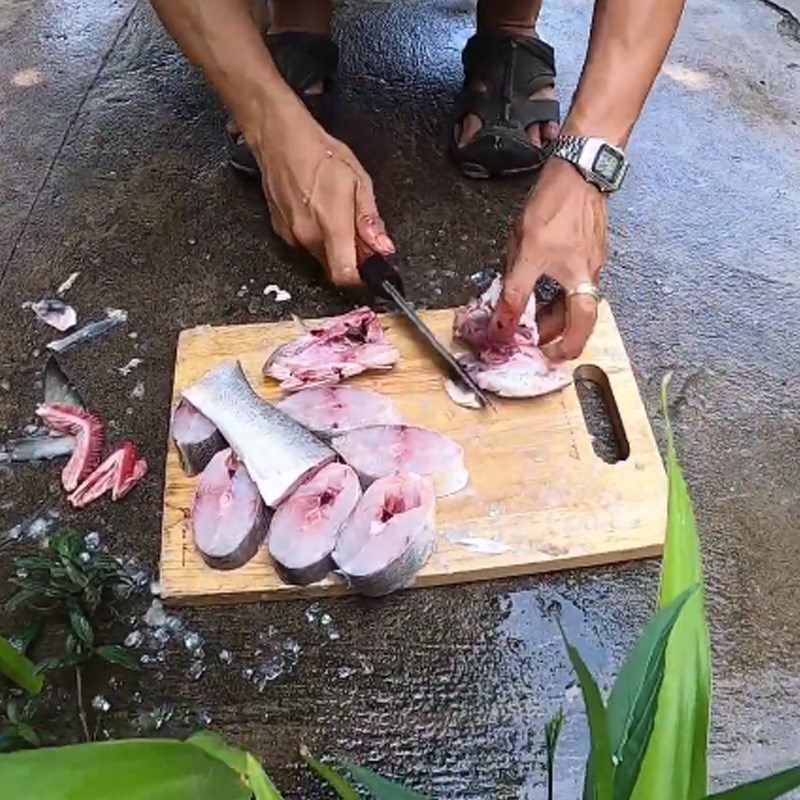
[226,32,340,176]
[451,33,559,179]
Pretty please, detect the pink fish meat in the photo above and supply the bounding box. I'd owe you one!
[192,448,269,570]
[333,473,436,596]
[453,275,571,398]
[171,397,226,476]
[263,307,400,391]
[268,462,362,585]
[67,441,148,508]
[332,424,468,497]
[276,386,401,438]
[36,404,104,491]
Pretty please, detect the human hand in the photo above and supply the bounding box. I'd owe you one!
[489,157,608,361]
[252,103,394,286]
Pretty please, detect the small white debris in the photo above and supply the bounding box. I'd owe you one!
[304,603,320,624]
[57,271,80,295]
[143,600,168,628]
[219,649,233,665]
[124,630,144,648]
[444,379,482,410]
[149,580,162,597]
[91,695,111,712]
[320,613,332,627]
[79,551,91,563]
[184,632,203,652]
[28,299,77,331]
[236,285,249,298]
[448,533,510,555]
[84,531,101,550]
[263,284,291,303]
[337,665,357,679]
[187,661,206,681]
[130,381,145,400]
[115,358,143,376]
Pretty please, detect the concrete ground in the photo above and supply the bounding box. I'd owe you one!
[1,0,799,796]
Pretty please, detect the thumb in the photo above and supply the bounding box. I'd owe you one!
[355,179,395,257]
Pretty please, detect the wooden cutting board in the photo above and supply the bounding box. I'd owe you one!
[160,303,666,605]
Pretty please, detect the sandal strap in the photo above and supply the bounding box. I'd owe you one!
[457,33,559,131]
[266,32,339,95]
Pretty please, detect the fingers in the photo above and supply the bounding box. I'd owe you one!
[540,287,598,362]
[535,295,566,345]
[489,227,543,344]
[355,179,394,257]
[319,181,360,287]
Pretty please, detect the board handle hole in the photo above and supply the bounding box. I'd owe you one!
[573,365,630,464]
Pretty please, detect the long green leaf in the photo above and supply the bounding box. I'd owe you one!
[187,731,248,775]
[342,762,431,800]
[559,630,613,800]
[245,753,285,800]
[302,748,363,800]
[701,766,800,799]
[630,378,711,800]
[0,635,43,695]
[0,739,251,799]
[607,585,699,800]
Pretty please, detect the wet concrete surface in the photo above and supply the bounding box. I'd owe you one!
[1,0,799,795]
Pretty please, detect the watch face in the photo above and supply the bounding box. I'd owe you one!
[593,144,624,185]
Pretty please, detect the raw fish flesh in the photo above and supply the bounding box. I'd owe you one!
[332,424,468,497]
[192,448,269,570]
[36,404,104,491]
[268,462,362,585]
[171,397,226,476]
[67,440,148,508]
[182,361,335,507]
[263,307,400,391]
[29,299,77,331]
[453,275,570,398]
[276,386,401,438]
[333,473,436,597]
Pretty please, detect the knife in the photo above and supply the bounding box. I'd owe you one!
[357,253,493,409]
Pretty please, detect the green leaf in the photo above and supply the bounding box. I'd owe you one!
[187,731,248,775]
[342,761,432,800]
[96,645,140,671]
[69,606,94,647]
[558,629,613,800]
[701,765,800,799]
[302,748,363,800]
[0,635,43,695]
[33,657,61,675]
[607,584,699,800]
[245,753,285,800]
[630,377,711,800]
[544,711,565,800]
[9,622,44,656]
[0,738,251,799]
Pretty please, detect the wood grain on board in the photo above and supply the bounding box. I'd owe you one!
[160,303,666,605]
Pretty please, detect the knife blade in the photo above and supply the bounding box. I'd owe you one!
[358,254,493,409]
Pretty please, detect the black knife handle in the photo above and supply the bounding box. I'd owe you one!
[358,254,406,300]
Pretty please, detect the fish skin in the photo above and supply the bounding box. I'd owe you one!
[182,361,336,507]
[46,309,127,354]
[30,299,77,332]
[333,473,436,597]
[263,307,400,392]
[0,435,74,463]
[332,424,468,498]
[171,397,227,477]
[192,448,270,570]
[43,357,84,409]
[453,274,570,398]
[268,462,362,586]
[276,386,401,439]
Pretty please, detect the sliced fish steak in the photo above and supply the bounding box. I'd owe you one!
[276,386,401,438]
[268,462,362,586]
[192,448,270,570]
[332,424,468,497]
[171,397,227,476]
[182,361,335,507]
[333,472,436,597]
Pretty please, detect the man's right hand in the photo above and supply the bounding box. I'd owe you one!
[250,102,395,287]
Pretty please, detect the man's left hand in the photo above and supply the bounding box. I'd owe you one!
[489,157,608,362]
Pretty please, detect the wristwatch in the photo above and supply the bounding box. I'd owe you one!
[549,135,629,193]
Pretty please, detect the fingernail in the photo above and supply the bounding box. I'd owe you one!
[376,234,395,254]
